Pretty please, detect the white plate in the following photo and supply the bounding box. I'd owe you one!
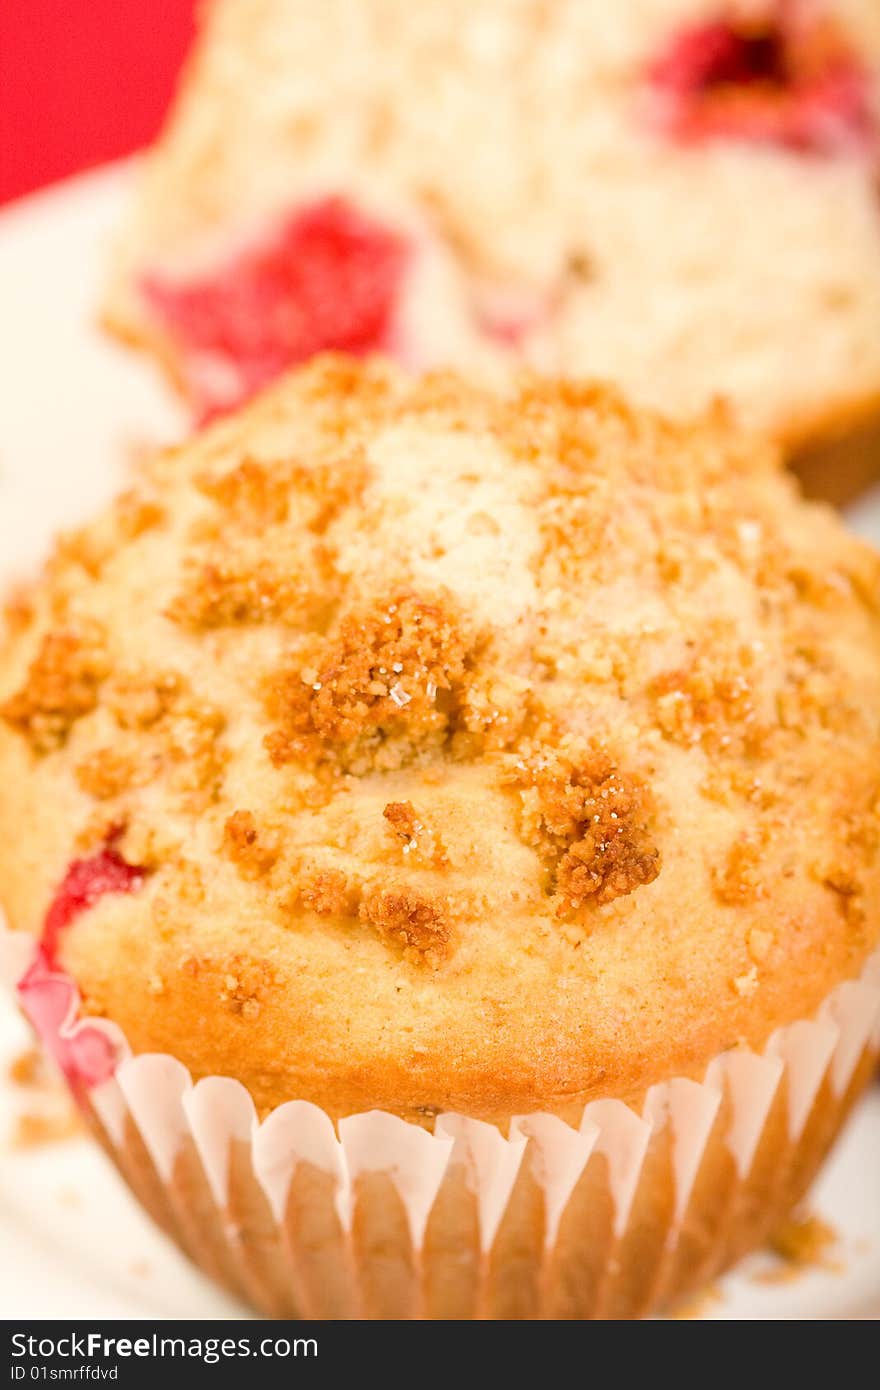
[0,165,877,1321]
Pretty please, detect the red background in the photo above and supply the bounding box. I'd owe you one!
[0,2,197,205]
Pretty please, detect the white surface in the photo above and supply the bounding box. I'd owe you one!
[0,165,878,1321]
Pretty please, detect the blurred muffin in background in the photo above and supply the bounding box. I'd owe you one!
[103,0,880,499]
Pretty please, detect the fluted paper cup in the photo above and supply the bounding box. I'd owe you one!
[2,922,878,1319]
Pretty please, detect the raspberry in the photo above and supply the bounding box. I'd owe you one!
[647,10,876,156]
[15,841,146,1088]
[41,845,145,967]
[143,196,410,420]
[649,20,786,93]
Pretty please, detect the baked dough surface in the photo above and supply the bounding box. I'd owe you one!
[1,358,878,1119]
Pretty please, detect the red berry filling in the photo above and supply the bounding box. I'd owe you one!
[16,839,146,1088]
[39,844,146,968]
[646,7,876,155]
[142,196,411,421]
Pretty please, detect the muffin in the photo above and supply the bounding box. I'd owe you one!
[1,357,879,1319]
[103,0,880,499]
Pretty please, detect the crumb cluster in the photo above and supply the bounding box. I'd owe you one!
[2,622,109,753]
[383,800,448,867]
[264,591,479,774]
[512,747,661,914]
[222,809,281,879]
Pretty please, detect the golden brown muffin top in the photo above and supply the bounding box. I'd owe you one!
[1,357,878,1119]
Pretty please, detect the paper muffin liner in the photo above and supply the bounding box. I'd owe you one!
[3,922,879,1320]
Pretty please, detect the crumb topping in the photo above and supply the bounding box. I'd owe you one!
[290,853,454,966]
[75,746,149,800]
[713,832,767,906]
[218,953,277,1019]
[2,362,878,983]
[163,700,228,809]
[196,457,292,528]
[511,746,661,915]
[197,450,369,536]
[222,810,281,879]
[264,591,479,773]
[168,545,335,630]
[114,489,167,542]
[49,491,166,584]
[359,883,451,966]
[296,865,356,917]
[1,622,109,753]
[651,634,765,757]
[2,587,35,638]
[178,951,278,1021]
[105,667,183,729]
[383,799,448,867]
[81,666,229,812]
